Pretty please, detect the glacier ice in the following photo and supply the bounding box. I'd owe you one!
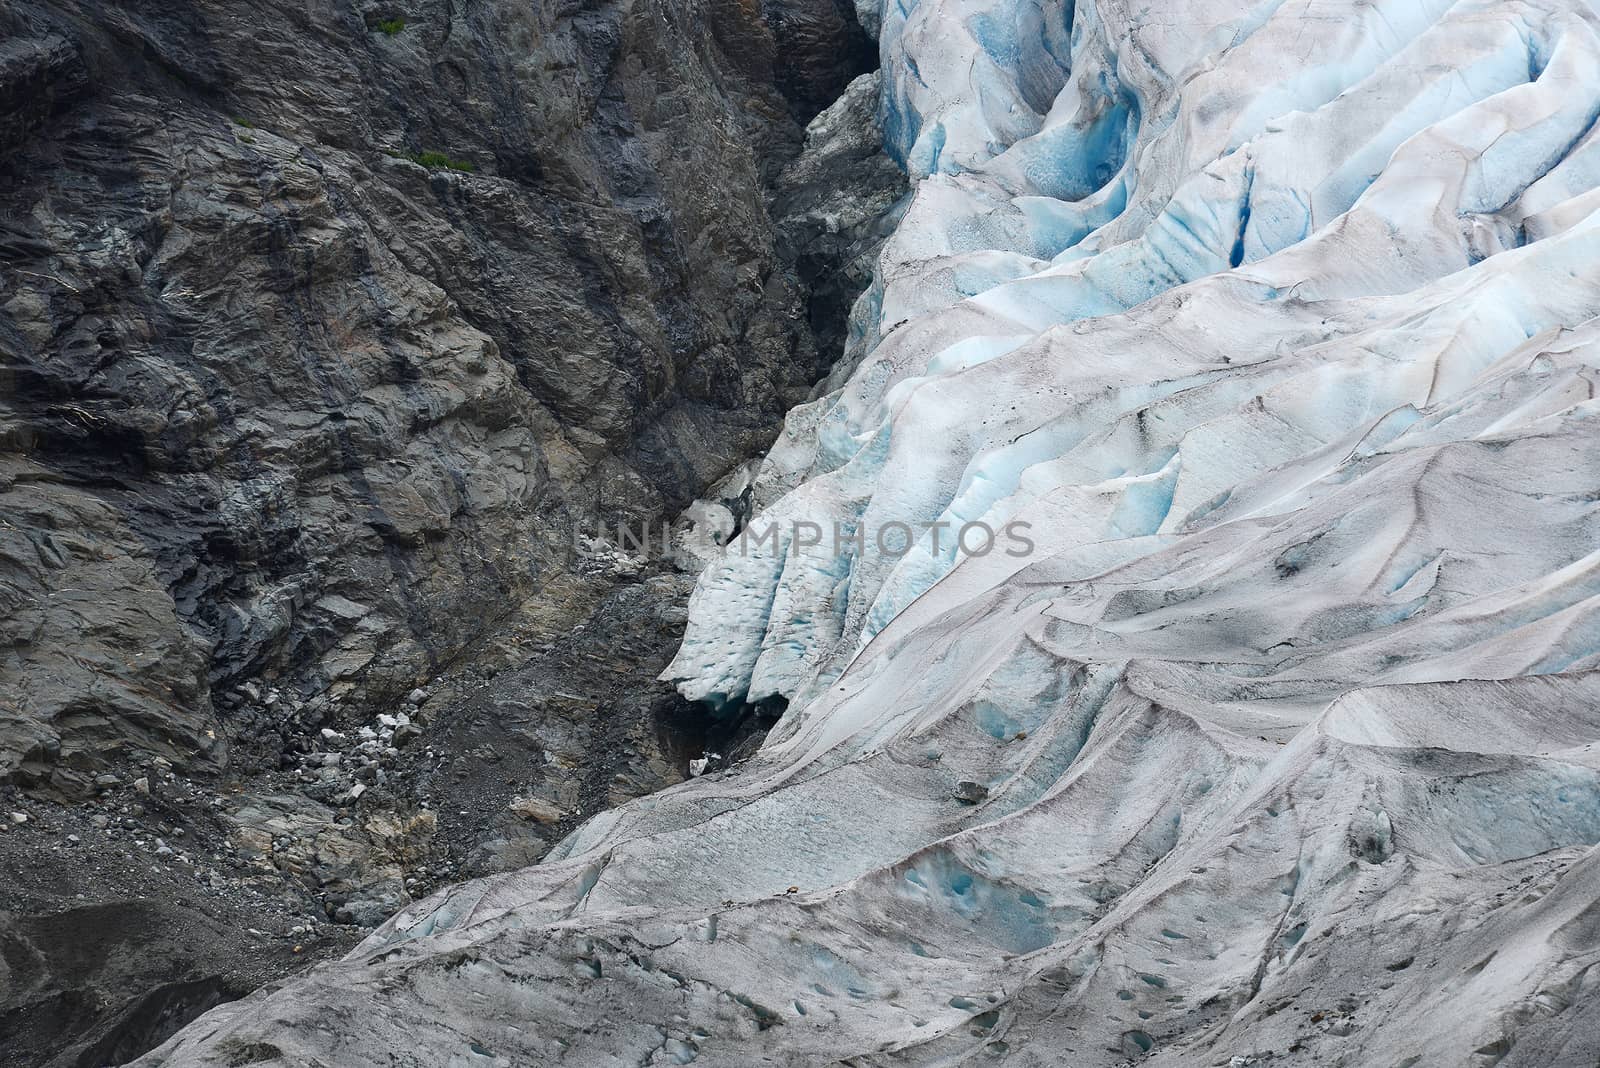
[140,0,1600,1065]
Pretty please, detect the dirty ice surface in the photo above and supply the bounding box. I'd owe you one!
[144,1,1600,1064]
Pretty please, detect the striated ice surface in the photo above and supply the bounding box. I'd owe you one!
[142,0,1600,1064]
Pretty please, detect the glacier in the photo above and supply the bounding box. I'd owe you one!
[140,0,1600,1064]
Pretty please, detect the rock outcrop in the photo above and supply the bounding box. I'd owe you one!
[0,0,905,1063]
[0,0,877,797]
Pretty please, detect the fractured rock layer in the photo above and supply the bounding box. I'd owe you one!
[0,0,903,1063]
[0,0,875,795]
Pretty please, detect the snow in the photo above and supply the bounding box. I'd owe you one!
[141,1,1600,1065]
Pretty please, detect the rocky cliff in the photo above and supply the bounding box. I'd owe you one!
[0,0,878,796]
[0,0,904,1063]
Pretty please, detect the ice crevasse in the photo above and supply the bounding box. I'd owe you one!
[142,1,1600,1065]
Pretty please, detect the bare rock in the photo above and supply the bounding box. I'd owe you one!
[953,780,989,805]
[0,0,882,797]
[507,796,565,826]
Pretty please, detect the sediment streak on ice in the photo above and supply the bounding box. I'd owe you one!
[141,1,1600,1064]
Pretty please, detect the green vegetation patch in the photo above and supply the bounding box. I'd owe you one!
[408,150,475,172]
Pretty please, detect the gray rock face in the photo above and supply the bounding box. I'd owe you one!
[0,0,876,797]
[0,1,898,1063]
[771,70,909,373]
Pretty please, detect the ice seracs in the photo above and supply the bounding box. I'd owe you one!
[665,0,1600,713]
[139,0,1600,1064]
